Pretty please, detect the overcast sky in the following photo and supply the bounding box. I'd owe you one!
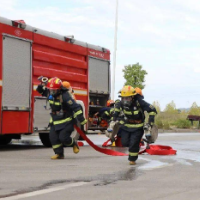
[1,0,200,110]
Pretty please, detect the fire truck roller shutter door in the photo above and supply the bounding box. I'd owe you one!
[2,35,32,133]
[88,57,110,94]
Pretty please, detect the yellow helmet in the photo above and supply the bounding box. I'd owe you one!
[119,85,137,97]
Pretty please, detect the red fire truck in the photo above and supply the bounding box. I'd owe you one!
[0,16,111,146]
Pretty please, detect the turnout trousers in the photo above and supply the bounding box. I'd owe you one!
[49,123,74,155]
[120,127,144,161]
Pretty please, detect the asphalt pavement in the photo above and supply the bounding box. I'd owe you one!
[0,132,200,200]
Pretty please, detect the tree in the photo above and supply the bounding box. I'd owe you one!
[122,63,147,89]
[188,102,200,115]
[164,101,178,114]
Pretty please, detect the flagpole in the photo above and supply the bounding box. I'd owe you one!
[112,0,118,100]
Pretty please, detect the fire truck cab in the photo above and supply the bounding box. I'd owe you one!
[0,16,111,146]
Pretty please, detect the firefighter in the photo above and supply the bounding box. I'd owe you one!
[134,87,144,99]
[62,81,76,100]
[94,100,116,146]
[96,100,115,121]
[110,85,157,165]
[37,77,87,159]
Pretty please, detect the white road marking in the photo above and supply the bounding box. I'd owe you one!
[2,182,87,200]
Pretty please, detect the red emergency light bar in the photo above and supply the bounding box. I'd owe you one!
[11,20,26,29]
[64,35,75,43]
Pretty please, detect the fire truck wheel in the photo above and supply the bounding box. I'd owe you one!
[39,133,52,147]
[0,136,12,145]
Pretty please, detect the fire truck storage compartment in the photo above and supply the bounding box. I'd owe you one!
[88,57,110,130]
[33,97,51,131]
[88,57,110,94]
[2,35,32,133]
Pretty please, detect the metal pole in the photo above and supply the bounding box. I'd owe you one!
[112,0,118,100]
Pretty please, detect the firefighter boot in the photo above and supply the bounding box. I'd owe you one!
[129,161,136,165]
[111,141,116,147]
[111,138,116,147]
[51,154,64,160]
[73,141,80,154]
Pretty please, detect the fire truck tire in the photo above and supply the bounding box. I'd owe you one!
[0,135,12,145]
[39,133,52,147]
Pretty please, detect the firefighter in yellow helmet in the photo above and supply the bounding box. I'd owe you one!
[110,85,157,165]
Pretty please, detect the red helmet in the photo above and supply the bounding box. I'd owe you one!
[46,77,62,90]
[107,100,115,107]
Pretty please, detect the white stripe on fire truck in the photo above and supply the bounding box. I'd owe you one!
[73,89,87,96]
[33,85,87,96]
[33,85,37,91]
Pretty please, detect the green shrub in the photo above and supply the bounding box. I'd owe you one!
[174,119,191,128]
[162,121,170,129]
[155,119,163,129]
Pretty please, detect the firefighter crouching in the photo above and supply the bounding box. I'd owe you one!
[95,100,116,145]
[37,77,87,159]
[110,85,157,165]
[101,100,115,120]
[95,100,115,123]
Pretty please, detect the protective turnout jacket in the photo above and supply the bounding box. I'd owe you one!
[112,94,157,130]
[98,106,115,121]
[36,85,87,131]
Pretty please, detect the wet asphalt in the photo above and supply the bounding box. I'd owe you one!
[0,132,200,200]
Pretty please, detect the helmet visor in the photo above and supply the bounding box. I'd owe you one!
[122,97,132,107]
[49,89,59,96]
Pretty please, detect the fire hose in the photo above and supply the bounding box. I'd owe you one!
[74,125,128,156]
[75,125,177,156]
[74,125,177,156]
[102,137,177,155]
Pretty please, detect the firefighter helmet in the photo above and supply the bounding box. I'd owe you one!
[107,100,115,107]
[46,77,62,90]
[119,85,137,97]
[135,87,143,96]
[62,81,71,89]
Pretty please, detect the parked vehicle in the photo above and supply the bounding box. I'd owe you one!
[0,16,111,146]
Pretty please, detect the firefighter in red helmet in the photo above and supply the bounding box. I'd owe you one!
[94,99,116,145]
[101,100,115,119]
[37,77,87,159]
[95,100,115,123]
[107,100,115,107]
